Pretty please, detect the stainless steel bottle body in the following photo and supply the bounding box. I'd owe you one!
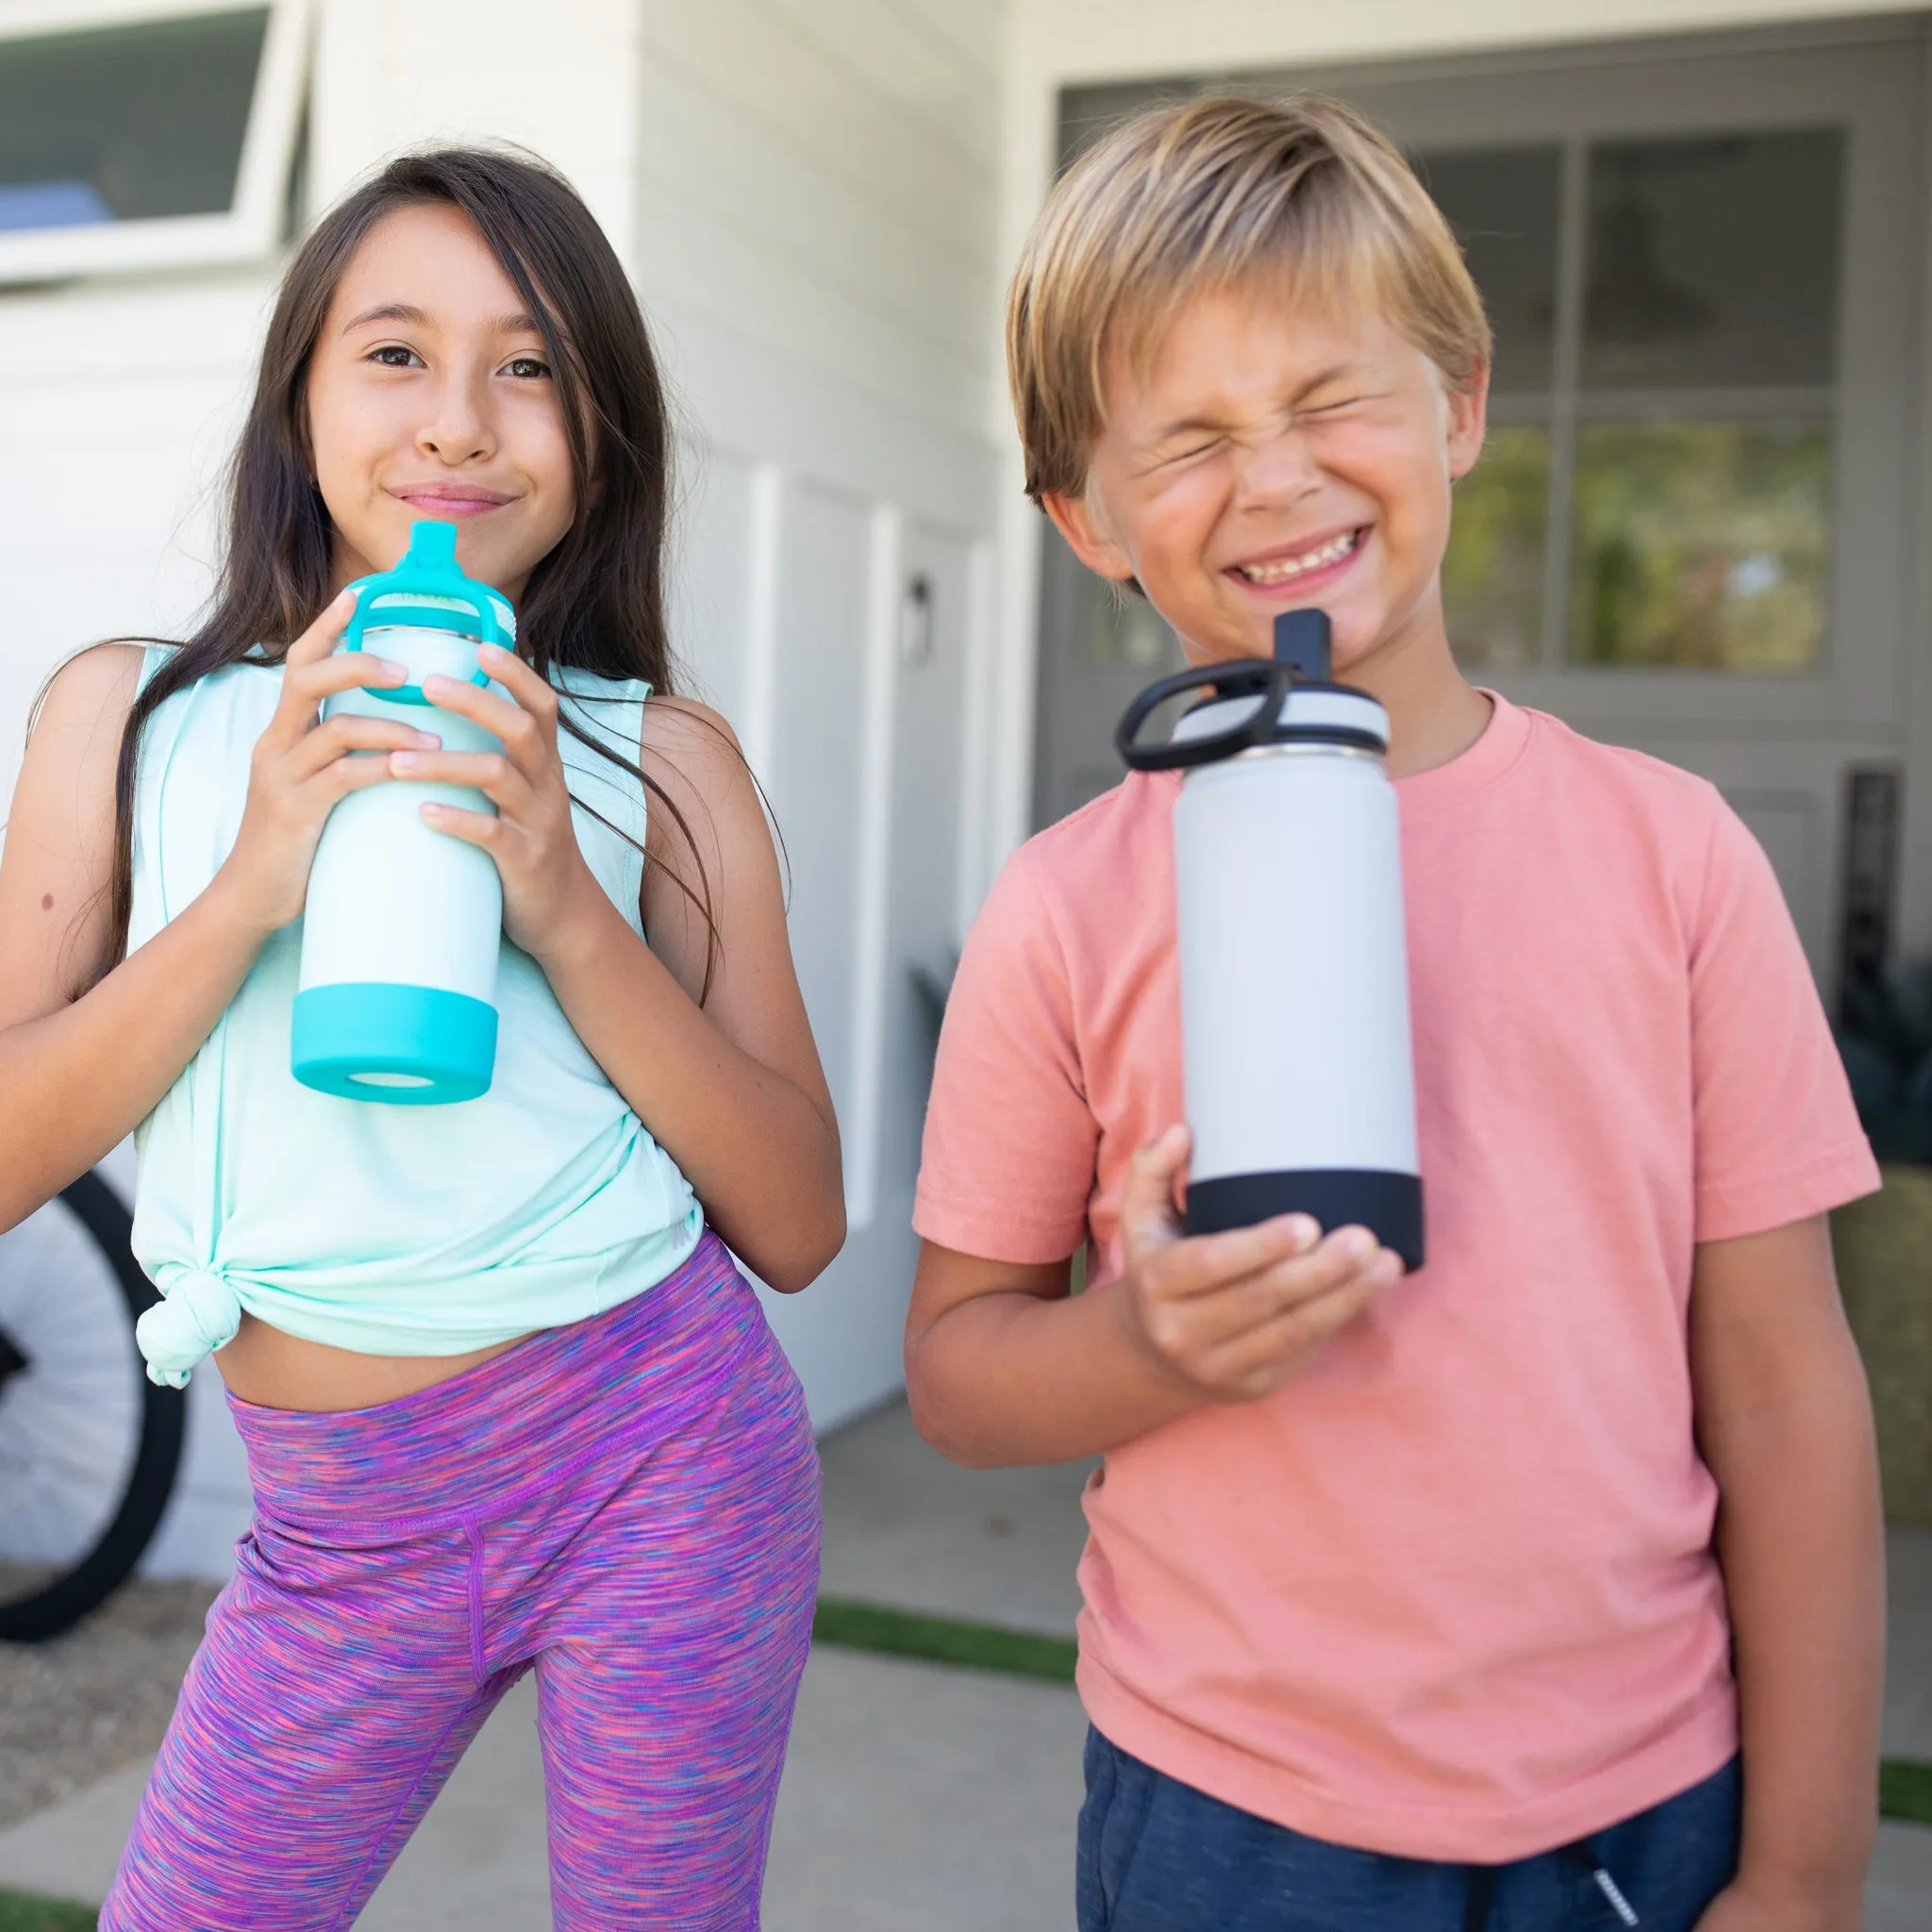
[1174,740,1424,1265]
[1115,612,1425,1265]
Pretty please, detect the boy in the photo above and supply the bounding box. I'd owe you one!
[908,95,1885,1931]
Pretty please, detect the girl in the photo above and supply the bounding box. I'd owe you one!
[0,149,841,1930]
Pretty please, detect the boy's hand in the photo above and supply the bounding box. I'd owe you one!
[1112,1124,1400,1403]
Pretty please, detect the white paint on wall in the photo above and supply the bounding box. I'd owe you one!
[767,478,874,1170]
[308,0,642,266]
[736,460,787,777]
[842,501,906,1234]
[956,536,1001,941]
[632,0,1003,439]
[626,1,1006,1430]
[668,444,762,726]
[0,275,274,814]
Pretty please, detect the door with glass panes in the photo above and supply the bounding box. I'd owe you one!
[1037,22,1925,989]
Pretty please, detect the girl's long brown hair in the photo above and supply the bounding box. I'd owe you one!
[105,147,722,991]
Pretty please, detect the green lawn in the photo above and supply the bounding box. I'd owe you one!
[812,1594,1079,1683]
[1882,1755,1932,1827]
[0,1891,94,1932]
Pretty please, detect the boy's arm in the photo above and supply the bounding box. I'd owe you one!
[906,1125,1398,1467]
[1690,1213,1884,1932]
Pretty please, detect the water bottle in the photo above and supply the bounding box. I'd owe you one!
[1116,609,1424,1268]
[291,521,513,1106]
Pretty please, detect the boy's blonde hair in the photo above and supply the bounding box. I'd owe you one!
[1008,93,1492,504]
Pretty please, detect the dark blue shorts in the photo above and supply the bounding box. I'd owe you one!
[1076,1728,1740,1932]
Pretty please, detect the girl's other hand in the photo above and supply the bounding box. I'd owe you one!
[213,589,432,938]
[401,642,600,957]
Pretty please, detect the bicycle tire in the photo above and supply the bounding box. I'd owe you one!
[0,1170,188,1643]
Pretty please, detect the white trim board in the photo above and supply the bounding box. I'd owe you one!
[1008,0,1928,87]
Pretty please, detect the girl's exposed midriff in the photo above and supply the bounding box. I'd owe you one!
[214,1314,526,1414]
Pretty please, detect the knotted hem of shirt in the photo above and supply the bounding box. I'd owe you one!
[136,1269,242,1389]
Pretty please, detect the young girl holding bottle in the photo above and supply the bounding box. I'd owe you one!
[0,148,841,1931]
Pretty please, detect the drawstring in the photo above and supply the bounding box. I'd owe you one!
[1590,1867,1641,1926]
[1565,1841,1641,1926]
[1463,1844,1641,1929]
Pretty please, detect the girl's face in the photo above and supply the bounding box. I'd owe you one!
[307,204,577,606]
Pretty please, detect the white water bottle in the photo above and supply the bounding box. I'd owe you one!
[1117,609,1424,1266]
[291,521,513,1106]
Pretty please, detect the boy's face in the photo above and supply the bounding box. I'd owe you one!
[1045,285,1487,681]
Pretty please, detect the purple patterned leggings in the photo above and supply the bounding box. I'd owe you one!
[101,1233,821,1931]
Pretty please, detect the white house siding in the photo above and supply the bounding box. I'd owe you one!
[625,0,1008,1433]
[307,0,643,272]
[0,0,1006,1579]
[0,275,269,817]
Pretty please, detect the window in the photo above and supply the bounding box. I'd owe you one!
[1426,129,1842,673]
[0,0,308,282]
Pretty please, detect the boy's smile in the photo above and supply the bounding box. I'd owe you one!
[1227,524,1366,591]
[1044,288,1489,706]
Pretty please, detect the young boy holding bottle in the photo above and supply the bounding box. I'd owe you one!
[908,94,1885,1931]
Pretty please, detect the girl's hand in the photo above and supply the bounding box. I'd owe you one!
[215,589,431,938]
[397,642,600,957]
[1113,1124,1399,1402]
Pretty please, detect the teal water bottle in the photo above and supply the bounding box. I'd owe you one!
[290,522,513,1104]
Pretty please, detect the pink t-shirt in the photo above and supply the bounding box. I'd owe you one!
[913,693,1878,1862]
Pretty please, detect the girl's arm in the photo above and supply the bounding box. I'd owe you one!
[0,596,429,1229]
[1690,1213,1883,1932]
[407,650,843,1291]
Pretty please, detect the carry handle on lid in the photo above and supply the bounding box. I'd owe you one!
[1116,658,1295,772]
[1116,609,1336,772]
[341,521,501,681]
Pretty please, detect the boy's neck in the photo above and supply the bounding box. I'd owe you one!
[1189,602,1491,782]
[1352,622,1494,781]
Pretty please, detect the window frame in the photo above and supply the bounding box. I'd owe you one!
[0,0,310,284]
[1422,125,1846,676]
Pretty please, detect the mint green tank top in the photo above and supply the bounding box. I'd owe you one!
[128,646,703,1388]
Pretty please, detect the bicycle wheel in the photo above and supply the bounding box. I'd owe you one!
[0,1170,187,1642]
